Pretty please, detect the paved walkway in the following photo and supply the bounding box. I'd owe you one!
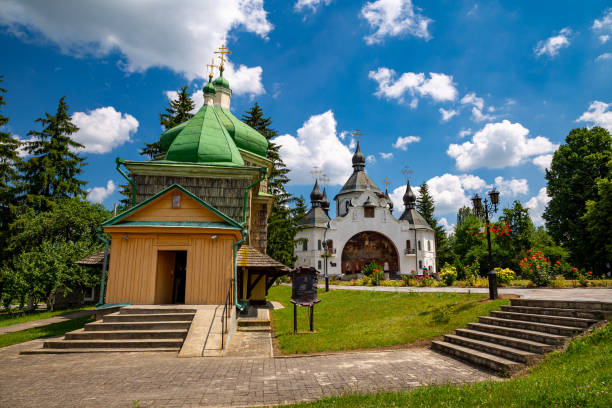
[0,310,94,335]
[324,285,612,302]
[0,339,497,408]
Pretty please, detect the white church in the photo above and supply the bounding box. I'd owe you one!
[294,142,437,278]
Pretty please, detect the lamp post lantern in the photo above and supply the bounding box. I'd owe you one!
[471,188,500,300]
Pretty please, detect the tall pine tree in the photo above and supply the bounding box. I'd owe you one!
[416,182,452,267]
[141,85,195,159]
[0,75,21,263]
[19,96,86,213]
[242,102,299,266]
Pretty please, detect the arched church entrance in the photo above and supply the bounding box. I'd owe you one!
[341,231,399,275]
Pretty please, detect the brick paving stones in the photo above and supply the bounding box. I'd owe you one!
[0,338,497,408]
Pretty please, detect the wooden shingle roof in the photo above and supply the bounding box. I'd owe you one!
[75,251,105,266]
[236,245,289,270]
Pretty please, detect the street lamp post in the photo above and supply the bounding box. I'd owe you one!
[322,240,330,292]
[471,188,500,300]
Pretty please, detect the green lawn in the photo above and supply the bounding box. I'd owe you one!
[0,315,92,348]
[0,305,94,328]
[275,323,612,407]
[268,286,509,354]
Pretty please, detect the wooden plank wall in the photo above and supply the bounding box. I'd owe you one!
[105,232,234,304]
[126,191,223,223]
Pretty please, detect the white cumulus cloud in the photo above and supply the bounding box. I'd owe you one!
[532,154,553,172]
[295,0,331,12]
[0,0,271,95]
[593,9,612,33]
[458,128,472,138]
[447,120,558,171]
[273,111,353,185]
[393,135,421,150]
[576,101,612,132]
[425,173,487,215]
[72,107,139,154]
[596,52,612,61]
[494,176,529,196]
[369,67,458,104]
[380,152,393,159]
[438,217,455,235]
[460,92,484,110]
[600,35,610,44]
[525,187,550,226]
[439,108,458,122]
[534,28,572,57]
[366,154,376,164]
[361,0,432,44]
[87,180,116,204]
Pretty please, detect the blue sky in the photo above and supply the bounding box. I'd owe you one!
[1,0,611,231]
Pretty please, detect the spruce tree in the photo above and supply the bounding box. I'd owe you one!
[141,85,196,159]
[20,96,86,213]
[242,102,297,266]
[0,75,21,263]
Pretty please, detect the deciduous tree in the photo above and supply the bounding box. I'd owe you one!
[543,126,611,272]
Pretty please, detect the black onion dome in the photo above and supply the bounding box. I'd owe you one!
[403,180,416,208]
[321,187,330,210]
[310,179,323,203]
[352,141,365,169]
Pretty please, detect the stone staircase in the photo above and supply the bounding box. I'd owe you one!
[432,298,612,376]
[237,307,271,333]
[23,307,196,354]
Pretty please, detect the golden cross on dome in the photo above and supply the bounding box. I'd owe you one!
[351,129,362,144]
[206,58,217,78]
[310,166,322,181]
[215,44,231,67]
[321,174,330,188]
[381,176,391,191]
[402,165,413,183]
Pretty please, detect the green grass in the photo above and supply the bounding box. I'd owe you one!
[0,305,94,328]
[274,323,612,407]
[0,315,92,348]
[268,286,508,354]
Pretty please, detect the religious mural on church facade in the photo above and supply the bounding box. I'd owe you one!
[341,231,399,275]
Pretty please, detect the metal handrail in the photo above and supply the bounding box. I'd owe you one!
[220,278,233,350]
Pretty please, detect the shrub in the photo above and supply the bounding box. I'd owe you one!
[371,269,385,285]
[418,276,435,287]
[363,261,383,277]
[494,268,516,285]
[439,264,458,286]
[519,250,554,287]
[550,275,568,288]
[431,303,456,324]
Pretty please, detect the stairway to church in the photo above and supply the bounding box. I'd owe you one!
[432,298,612,376]
[23,307,197,354]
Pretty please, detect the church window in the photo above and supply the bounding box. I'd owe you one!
[406,240,411,249]
[419,260,423,269]
[427,240,431,251]
[318,260,322,270]
[302,240,308,251]
[418,240,422,251]
[318,240,322,250]
[364,207,375,218]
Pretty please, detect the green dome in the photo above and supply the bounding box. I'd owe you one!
[215,107,268,157]
[214,74,229,89]
[162,104,244,165]
[204,77,216,94]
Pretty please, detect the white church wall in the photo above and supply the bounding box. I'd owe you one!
[294,227,327,271]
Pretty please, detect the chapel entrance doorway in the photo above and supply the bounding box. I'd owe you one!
[155,250,187,304]
[341,231,399,275]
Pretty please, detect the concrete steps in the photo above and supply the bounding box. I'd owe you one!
[237,307,271,333]
[432,298,610,376]
[22,307,196,354]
